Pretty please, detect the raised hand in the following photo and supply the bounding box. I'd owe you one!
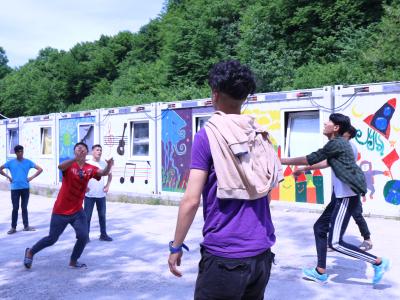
[106,158,114,167]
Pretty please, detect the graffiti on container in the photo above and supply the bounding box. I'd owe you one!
[161,109,192,192]
[355,128,385,156]
[383,180,400,205]
[359,160,390,201]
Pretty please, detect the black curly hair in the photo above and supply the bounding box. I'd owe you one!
[208,60,256,101]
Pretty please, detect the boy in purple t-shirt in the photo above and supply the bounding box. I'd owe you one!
[168,60,277,299]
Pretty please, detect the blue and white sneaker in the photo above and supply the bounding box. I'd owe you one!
[302,267,328,284]
[372,258,390,285]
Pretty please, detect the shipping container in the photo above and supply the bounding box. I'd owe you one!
[334,82,400,217]
[99,104,157,196]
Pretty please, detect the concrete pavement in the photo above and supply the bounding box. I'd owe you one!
[0,190,398,300]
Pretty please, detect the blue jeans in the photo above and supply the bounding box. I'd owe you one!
[84,196,107,236]
[31,209,89,262]
[11,188,30,228]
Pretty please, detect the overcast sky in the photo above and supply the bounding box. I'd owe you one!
[0,0,165,67]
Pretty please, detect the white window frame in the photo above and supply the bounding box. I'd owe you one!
[130,120,150,158]
[192,114,211,138]
[284,110,320,158]
[77,123,95,153]
[40,127,53,156]
[8,128,18,155]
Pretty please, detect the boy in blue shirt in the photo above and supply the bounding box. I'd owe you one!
[0,145,43,234]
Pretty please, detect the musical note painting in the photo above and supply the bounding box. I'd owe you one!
[103,122,128,156]
[117,160,151,185]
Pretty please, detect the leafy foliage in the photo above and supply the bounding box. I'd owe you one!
[0,0,399,117]
[0,47,12,80]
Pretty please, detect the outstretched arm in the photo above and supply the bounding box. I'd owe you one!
[58,159,76,171]
[293,160,329,176]
[281,156,309,166]
[168,169,207,277]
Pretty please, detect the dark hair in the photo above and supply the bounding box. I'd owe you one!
[346,125,357,139]
[14,145,24,152]
[74,142,88,151]
[208,60,256,101]
[92,144,102,150]
[329,113,350,135]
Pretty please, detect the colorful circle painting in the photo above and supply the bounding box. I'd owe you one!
[383,180,400,205]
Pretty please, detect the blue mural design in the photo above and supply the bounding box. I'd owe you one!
[59,116,95,162]
[161,109,191,192]
[363,98,396,139]
[383,180,400,205]
[355,128,385,156]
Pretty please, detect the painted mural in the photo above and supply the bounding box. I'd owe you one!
[103,121,128,158]
[1,83,399,216]
[352,97,400,206]
[99,110,156,194]
[161,109,192,192]
[59,116,95,163]
[243,108,325,204]
[114,160,152,185]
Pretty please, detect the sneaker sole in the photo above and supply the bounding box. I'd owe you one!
[303,274,328,284]
[69,264,88,269]
[360,246,373,251]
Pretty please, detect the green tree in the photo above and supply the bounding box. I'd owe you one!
[361,3,400,81]
[0,47,12,79]
[1,0,398,116]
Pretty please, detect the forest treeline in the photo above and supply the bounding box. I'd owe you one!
[0,0,399,118]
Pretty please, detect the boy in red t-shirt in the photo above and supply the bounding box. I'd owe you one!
[24,142,113,269]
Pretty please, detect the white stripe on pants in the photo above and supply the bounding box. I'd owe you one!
[329,196,377,264]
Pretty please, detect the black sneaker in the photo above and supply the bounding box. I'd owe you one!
[23,226,36,231]
[7,228,17,234]
[99,234,113,241]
